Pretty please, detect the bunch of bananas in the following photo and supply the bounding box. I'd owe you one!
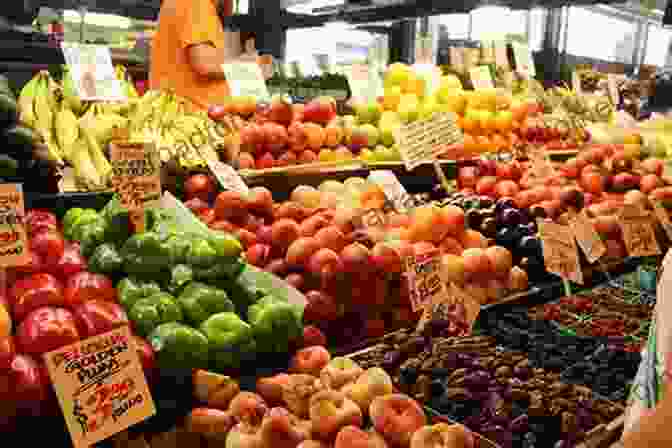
[127,89,242,168]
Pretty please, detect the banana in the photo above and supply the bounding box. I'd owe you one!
[54,102,79,161]
[18,74,40,128]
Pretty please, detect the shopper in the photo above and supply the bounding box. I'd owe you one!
[623,393,672,448]
[150,0,263,109]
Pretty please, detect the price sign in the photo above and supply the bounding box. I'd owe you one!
[494,43,510,70]
[619,204,661,257]
[469,66,494,90]
[571,210,606,263]
[396,113,463,170]
[354,207,388,230]
[511,42,535,77]
[607,74,620,107]
[221,62,269,101]
[0,184,30,267]
[572,71,583,95]
[368,170,413,211]
[61,43,125,101]
[538,220,583,284]
[415,283,480,336]
[654,202,672,242]
[208,160,249,196]
[43,326,155,448]
[404,253,446,313]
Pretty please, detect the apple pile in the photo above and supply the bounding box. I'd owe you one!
[186,356,476,448]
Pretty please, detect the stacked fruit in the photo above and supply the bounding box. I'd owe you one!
[186,356,476,448]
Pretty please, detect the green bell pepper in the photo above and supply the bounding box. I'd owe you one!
[121,232,172,276]
[169,264,194,294]
[186,238,218,267]
[162,233,193,266]
[79,221,107,258]
[200,312,257,370]
[100,197,131,246]
[248,296,303,354]
[193,257,246,283]
[62,207,84,237]
[88,243,123,274]
[149,322,209,371]
[128,292,183,336]
[178,281,234,326]
[68,209,103,241]
[117,277,162,310]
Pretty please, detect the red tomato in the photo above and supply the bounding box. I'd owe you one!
[0,337,15,369]
[52,242,87,280]
[184,174,217,202]
[9,273,64,321]
[29,230,65,268]
[0,354,50,411]
[9,251,46,278]
[64,272,116,307]
[24,210,58,237]
[17,307,80,355]
[73,301,129,338]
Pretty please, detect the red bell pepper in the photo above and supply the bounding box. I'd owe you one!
[64,271,116,307]
[17,306,80,355]
[9,273,65,321]
[30,230,65,269]
[73,300,129,338]
[0,354,50,415]
[24,210,58,237]
[133,335,156,382]
[0,337,15,370]
[9,251,46,279]
[53,242,87,280]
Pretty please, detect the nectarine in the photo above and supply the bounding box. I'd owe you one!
[291,346,331,377]
[320,357,364,390]
[370,394,426,448]
[309,390,363,440]
[342,368,393,413]
[335,426,388,448]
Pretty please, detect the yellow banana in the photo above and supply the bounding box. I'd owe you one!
[54,102,79,161]
[80,122,112,184]
[18,74,40,128]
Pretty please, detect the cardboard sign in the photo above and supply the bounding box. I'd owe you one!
[619,204,661,257]
[367,170,412,211]
[512,42,535,77]
[416,282,480,336]
[0,184,30,267]
[571,210,607,263]
[396,113,462,170]
[404,253,446,313]
[43,326,155,448]
[221,62,269,101]
[110,142,162,211]
[354,207,388,230]
[469,66,494,90]
[654,202,672,241]
[208,160,249,196]
[61,43,125,101]
[538,219,583,284]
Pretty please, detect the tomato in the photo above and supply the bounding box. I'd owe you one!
[24,210,58,237]
[29,230,65,268]
[184,174,217,202]
[17,307,80,355]
[73,301,129,338]
[52,242,87,280]
[64,272,116,307]
[9,273,64,321]
[10,251,46,278]
[0,336,15,369]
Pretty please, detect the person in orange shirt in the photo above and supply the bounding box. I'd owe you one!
[150,0,263,109]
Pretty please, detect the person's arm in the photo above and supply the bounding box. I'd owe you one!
[623,394,672,448]
[187,39,260,80]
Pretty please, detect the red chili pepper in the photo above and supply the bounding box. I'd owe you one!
[17,306,80,355]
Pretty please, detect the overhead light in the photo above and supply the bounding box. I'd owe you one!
[63,10,132,29]
[324,20,351,31]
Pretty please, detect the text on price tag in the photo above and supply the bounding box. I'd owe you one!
[619,204,660,257]
[110,142,162,212]
[571,210,606,263]
[43,326,155,448]
[0,184,30,267]
[367,170,412,211]
[208,160,249,195]
[404,252,446,312]
[221,62,269,101]
[61,43,125,101]
[538,219,583,284]
[396,113,463,170]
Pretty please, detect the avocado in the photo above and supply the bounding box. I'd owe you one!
[0,154,18,178]
[0,94,18,130]
[3,125,36,159]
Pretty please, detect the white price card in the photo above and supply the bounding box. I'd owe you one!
[469,66,494,89]
[511,42,535,77]
[208,160,249,195]
[221,62,270,101]
[368,170,411,211]
[61,43,125,101]
[395,113,463,170]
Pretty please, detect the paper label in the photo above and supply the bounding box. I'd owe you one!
[396,113,463,170]
[345,63,370,101]
[221,62,269,100]
[416,283,480,336]
[110,142,162,213]
[208,160,249,195]
[469,66,494,89]
[449,47,465,73]
[61,43,125,101]
[0,184,30,267]
[654,202,672,241]
[571,210,607,263]
[538,219,583,284]
[512,42,535,77]
[367,170,413,211]
[619,205,661,257]
[43,326,155,448]
[354,208,389,230]
[572,71,582,94]
[404,253,446,313]
[607,74,620,106]
[495,43,510,70]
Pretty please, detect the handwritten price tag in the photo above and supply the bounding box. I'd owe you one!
[404,253,446,313]
[396,113,463,170]
[354,208,388,230]
[415,283,480,336]
[368,170,412,211]
[654,202,672,242]
[538,220,583,284]
[619,205,660,257]
[110,142,161,212]
[571,210,606,263]
[0,184,30,267]
[43,327,155,448]
[208,160,249,195]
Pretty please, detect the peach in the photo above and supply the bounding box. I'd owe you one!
[291,346,331,376]
[410,423,474,448]
[370,394,427,448]
[283,374,325,418]
[342,367,394,413]
[439,237,464,256]
[192,370,240,410]
[229,392,268,426]
[459,229,488,250]
[187,407,236,440]
[320,357,364,390]
[260,407,312,448]
[409,206,443,242]
[256,374,291,406]
[309,390,363,440]
[305,124,326,150]
[335,426,389,448]
[325,125,344,147]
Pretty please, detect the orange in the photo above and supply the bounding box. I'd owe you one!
[463,134,477,154]
[304,123,326,150]
[491,133,508,151]
[481,116,498,135]
[461,117,479,134]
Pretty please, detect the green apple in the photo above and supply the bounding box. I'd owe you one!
[359,124,380,147]
[356,101,382,125]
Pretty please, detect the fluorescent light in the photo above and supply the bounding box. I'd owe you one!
[63,10,131,29]
[324,20,350,31]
